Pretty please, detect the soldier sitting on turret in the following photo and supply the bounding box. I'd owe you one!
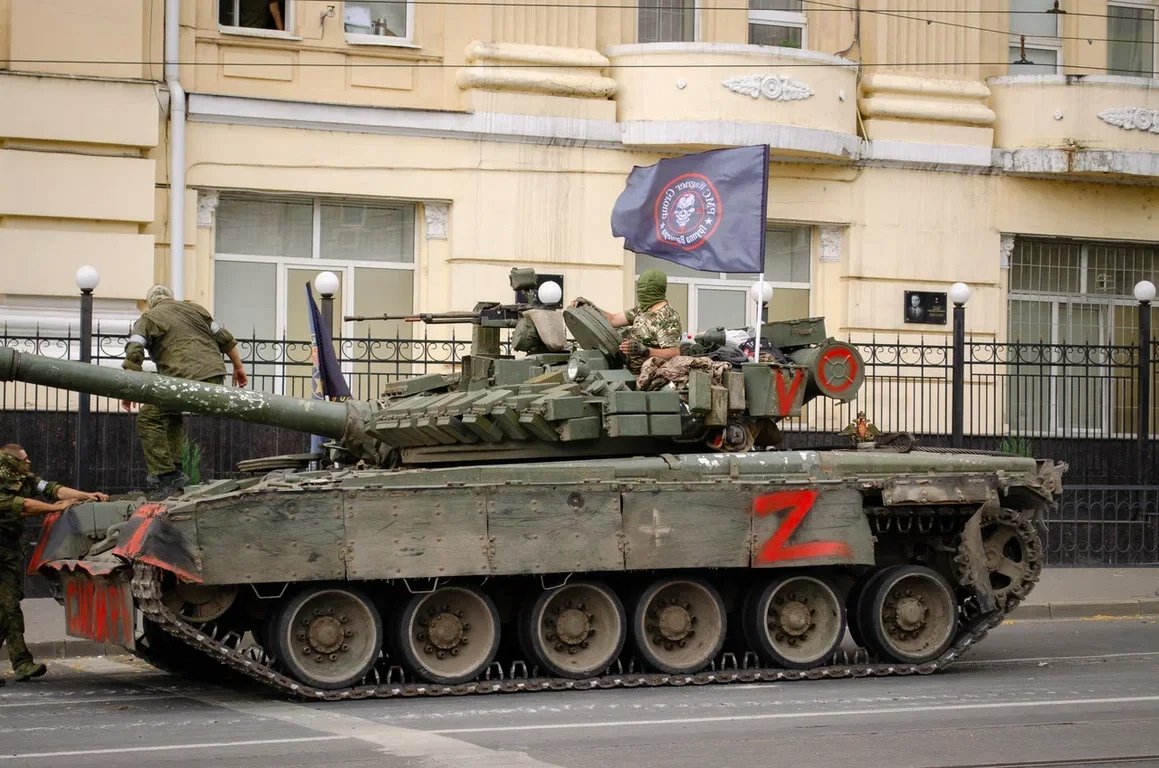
[572,269,682,375]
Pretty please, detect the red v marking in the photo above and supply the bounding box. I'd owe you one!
[773,369,805,417]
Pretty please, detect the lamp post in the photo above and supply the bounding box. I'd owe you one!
[949,281,971,449]
[74,266,100,491]
[311,272,341,464]
[1134,280,1155,484]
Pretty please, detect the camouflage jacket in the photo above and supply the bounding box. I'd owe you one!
[0,469,59,558]
[623,303,683,374]
[123,299,237,382]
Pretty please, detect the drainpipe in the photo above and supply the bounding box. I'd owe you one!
[164,0,186,299]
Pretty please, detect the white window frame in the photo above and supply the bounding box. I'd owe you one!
[1007,237,1159,439]
[218,0,300,40]
[1008,1,1062,74]
[343,0,419,48]
[636,224,812,334]
[637,0,698,44]
[215,196,419,352]
[1107,0,1159,77]
[748,4,808,50]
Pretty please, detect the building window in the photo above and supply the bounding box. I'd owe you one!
[214,195,416,392]
[638,0,695,44]
[1008,0,1061,74]
[1108,3,1157,77]
[344,1,413,44]
[1008,236,1158,437]
[748,0,806,49]
[635,226,811,334]
[219,0,291,32]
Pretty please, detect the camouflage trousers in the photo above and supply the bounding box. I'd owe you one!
[137,375,222,477]
[0,554,33,670]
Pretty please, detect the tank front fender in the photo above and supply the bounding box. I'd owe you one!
[113,503,203,584]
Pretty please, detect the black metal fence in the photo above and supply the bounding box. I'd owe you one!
[2,326,1157,568]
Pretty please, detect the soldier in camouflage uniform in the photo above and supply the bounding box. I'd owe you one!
[571,269,683,374]
[121,285,249,498]
[0,444,108,683]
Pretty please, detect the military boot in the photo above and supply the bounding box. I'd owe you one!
[13,661,47,681]
[147,470,189,501]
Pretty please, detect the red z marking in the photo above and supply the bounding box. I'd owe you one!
[753,489,853,563]
[772,369,806,417]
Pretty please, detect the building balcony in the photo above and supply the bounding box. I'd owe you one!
[605,43,860,161]
[989,75,1159,180]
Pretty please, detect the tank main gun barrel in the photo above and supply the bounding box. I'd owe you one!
[0,347,350,440]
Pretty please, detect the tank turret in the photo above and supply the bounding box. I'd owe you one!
[0,275,864,467]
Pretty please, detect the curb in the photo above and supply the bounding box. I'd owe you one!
[28,640,118,659]
[1010,598,1159,621]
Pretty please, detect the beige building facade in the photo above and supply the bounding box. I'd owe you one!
[1,1,1157,380]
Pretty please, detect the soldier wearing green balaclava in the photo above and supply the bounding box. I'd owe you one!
[570,269,684,375]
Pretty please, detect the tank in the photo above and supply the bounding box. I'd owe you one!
[0,274,1065,700]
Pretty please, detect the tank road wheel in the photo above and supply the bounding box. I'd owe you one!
[161,583,238,624]
[521,581,627,679]
[632,578,726,675]
[271,586,383,690]
[745,574,845,669]
[397,585,500,685]
[858,565,957,665]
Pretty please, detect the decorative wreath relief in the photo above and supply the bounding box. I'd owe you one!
[722,74,814,102]
[1097,107,1159,134]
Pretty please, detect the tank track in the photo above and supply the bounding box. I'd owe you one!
[130,563,1012,701]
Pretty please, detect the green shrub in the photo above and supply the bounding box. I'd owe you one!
[181,439,202,485]
[999,435,1034,458]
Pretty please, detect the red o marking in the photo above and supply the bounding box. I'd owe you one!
[818,345,859,394]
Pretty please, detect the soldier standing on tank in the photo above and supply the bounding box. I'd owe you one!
[121,285,249,498]
[0,444,108,684]
[572,269,683,374]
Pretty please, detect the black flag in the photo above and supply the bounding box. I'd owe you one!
[306,283,351,400]
[611,145,769,273]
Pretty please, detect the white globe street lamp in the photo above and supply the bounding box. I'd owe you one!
[1133,280,1156,304]
[538,280,563,306]
[75,265,100,293]
[949,281,972,307]
[314,270,340,297]
[749,281,774,305]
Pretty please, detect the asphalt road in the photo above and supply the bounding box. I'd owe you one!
[2,617,1157,768]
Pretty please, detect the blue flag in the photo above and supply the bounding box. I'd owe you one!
[306,283,351,401]
[611,145,769,273]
